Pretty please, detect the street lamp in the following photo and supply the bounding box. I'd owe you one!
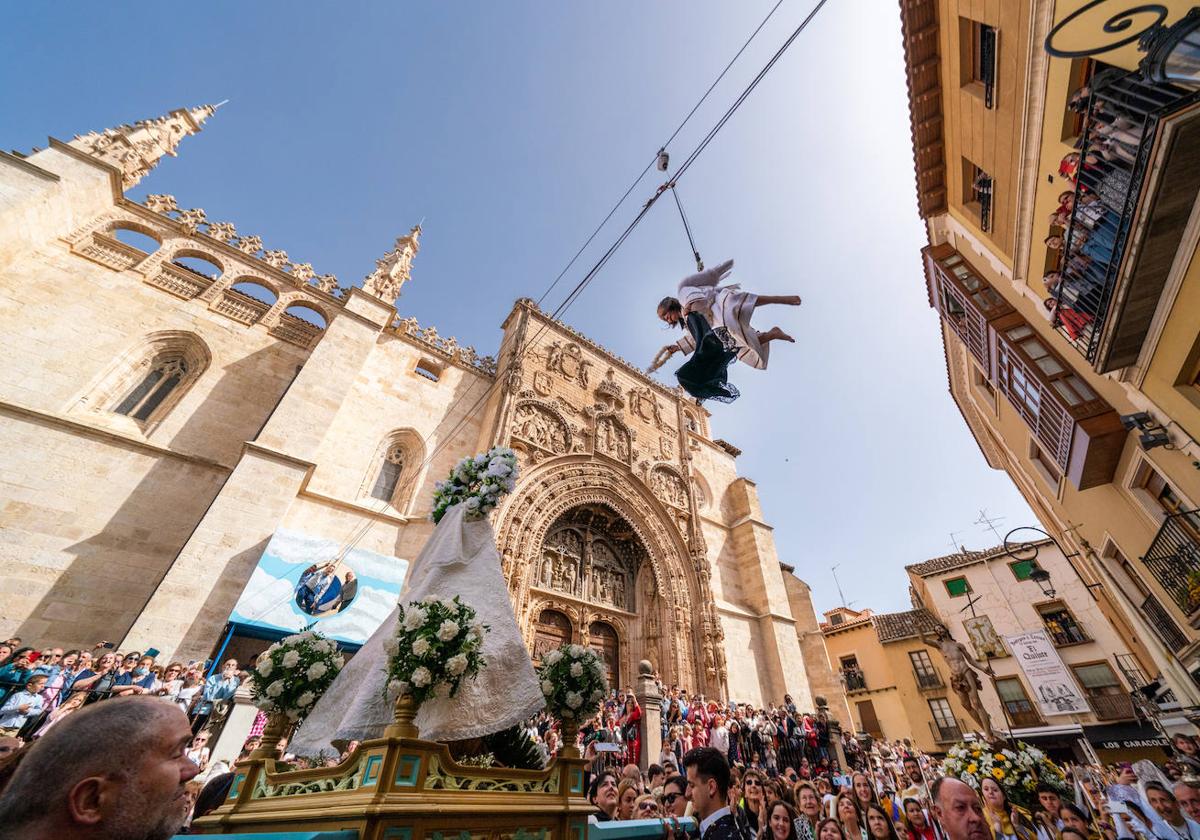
[1141,8,1200,86]
[1028,562,1056,599]
[1043,2,1200,88]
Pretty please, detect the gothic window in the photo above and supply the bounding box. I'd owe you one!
[93,332,209,428]
[113,356,189,421]
[370,444,406,502]
[363,431,426,511]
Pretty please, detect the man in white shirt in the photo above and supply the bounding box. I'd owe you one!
[1146,782,1200,840]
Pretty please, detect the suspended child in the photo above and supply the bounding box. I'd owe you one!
[648,258,800,403]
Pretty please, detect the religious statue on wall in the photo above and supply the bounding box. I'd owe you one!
[922,625,995,740]
[963,615,1008,659]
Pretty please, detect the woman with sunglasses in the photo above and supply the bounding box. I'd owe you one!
[186,732,212,771]
[633,793,662,818]
[739,768,768,836]
[156,662,186,702]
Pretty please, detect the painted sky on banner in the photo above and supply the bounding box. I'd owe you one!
[230,529,408,646]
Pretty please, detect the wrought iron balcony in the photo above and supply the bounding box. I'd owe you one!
[1049,71,1200,371]
[843,669,867,692]
[1141,595,1190,653]
[1090,693,1137,722]
[1142,509,1200,616]
[929,719,962,743]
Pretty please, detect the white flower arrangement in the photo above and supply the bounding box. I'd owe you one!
[536,643,608,723]
[941,738,1067,810]
[384,595,488,706]
[430,446,519,524]
[249,631,344,723]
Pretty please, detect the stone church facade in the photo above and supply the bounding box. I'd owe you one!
[0,106,843,709]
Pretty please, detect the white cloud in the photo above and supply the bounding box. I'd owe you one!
[231,566,306,633]
[316,585,397,641]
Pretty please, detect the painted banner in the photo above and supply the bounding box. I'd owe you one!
[229,529,409,647]
[1005,629,1090,717]
[964,615,1008,659]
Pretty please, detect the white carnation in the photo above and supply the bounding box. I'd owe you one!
[569,645,585,658]
[412,637,431,656]
[544,650,563,666]
[306,661,328,680]
[266,680,284,698]
[411,666,432,687]
[281,650,300,668]
[570,662,583,678]
[447,654,469,676]
[387,679,410,698]
[437,620,460,641]
[403,608,427,631]
[541,680,554,696]
[465,496,481,511]
[565,691,583,710]
[257,659,273,678]
[422,594,440,604]
[334,654,345,668]
[470,622,485,640]
[591,689,603,701]
[297,691,315,707]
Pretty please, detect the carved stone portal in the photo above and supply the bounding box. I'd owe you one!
[535,503,641,613]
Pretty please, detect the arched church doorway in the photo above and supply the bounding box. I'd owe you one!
[532,609,571,665]
[588,620,620,689]
[537,503,644,612]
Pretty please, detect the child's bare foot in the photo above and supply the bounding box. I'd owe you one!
[761,327,794,344]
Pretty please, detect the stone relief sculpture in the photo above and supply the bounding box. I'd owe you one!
[650,467,689,510]
[545,340,593,388]
[512,402,570,454]
[595,415,632,463]
[628,386,664,427]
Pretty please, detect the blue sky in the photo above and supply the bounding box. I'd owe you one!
[1,1,1035,615]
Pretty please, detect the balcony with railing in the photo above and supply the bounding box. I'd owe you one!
[1005,707,1045,729]
[929,718,963,744]
[1048,71,1200,372]
[843,668,868,693]
[1141,509,1200,621]
[1141,594,1191,653]
[1041,612,1091,647]
[1089,693,1137,722]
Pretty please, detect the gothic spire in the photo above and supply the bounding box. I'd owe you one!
[68,103,222,190]
[362,224,422,302]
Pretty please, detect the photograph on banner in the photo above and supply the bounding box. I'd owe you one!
[229,528,409,646]
[1005,629,1090,717]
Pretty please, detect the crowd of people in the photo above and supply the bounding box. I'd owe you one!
[0,637,246,777]
[577,732,1200,840]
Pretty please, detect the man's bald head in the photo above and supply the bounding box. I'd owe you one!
[932,777,990,840]
[0,697,198,840]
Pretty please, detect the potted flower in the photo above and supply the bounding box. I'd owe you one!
[383,595,488,736]
[536,644,608,757]
[247,631,345,757]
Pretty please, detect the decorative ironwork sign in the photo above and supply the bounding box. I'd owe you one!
[1045,0,1169,57]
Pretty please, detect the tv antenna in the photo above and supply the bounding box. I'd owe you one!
[831,563,850,609]
[975,509,1006,543]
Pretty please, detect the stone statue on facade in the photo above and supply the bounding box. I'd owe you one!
[922,624,996,740]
